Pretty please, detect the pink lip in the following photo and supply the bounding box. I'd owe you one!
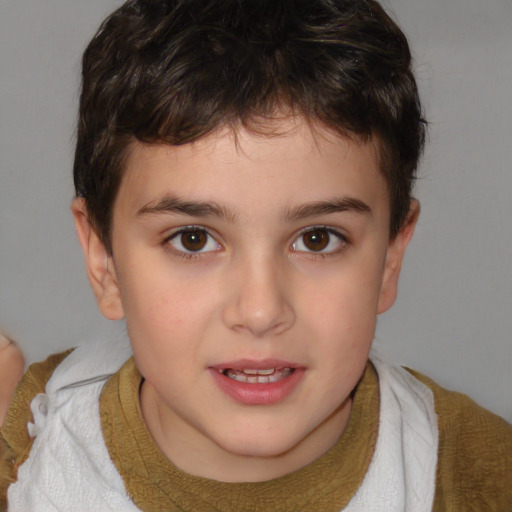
[209,359,305,405]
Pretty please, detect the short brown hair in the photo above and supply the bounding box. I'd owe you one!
[74,0,426,252]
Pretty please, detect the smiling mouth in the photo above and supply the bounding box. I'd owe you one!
[219,368,295,384]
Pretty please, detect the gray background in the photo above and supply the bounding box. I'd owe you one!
[1,0,511,421]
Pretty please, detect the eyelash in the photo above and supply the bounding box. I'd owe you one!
[162,225,348,260]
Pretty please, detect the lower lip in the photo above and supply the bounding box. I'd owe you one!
[209,368,305,405]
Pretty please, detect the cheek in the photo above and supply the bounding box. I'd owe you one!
[295,262,383,379]
[117,258,223,352]
[297,258,384,327]
[120,275,206,386]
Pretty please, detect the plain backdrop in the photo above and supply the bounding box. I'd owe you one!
[1,0,511,421]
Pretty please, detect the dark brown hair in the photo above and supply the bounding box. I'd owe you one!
[74,0,426,251]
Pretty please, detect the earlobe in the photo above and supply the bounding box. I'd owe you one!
[71,198,124,320]
[377,200,420,314]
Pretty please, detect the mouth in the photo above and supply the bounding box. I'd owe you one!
[219,367,295,384]
[210,361,303,405]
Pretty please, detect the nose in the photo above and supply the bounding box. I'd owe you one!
[222,254,295,338]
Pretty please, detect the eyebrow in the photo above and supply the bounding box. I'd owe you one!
[282,197,372,222]
[137,195,371,223]
[137,196,238,222]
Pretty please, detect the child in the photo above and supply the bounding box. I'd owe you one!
[1,0,511,510]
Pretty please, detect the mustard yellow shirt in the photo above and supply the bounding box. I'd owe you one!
[1,351,512,511]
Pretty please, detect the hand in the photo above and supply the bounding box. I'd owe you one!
[0,333,24,426]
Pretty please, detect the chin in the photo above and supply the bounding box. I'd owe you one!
[215,426,304,459]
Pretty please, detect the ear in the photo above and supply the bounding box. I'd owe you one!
[377,200,420,314]
[71,198,124,320]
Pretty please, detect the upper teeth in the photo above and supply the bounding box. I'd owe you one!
[220,367,294,383]
[218,368,276,375]
[242,369,275,375]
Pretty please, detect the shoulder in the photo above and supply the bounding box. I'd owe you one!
[407,368,512,511]
[1,349,73,452]
[0,349,72,507]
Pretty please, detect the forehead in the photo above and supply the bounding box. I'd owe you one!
[115,118,389,224]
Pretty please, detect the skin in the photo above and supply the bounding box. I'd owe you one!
[0,333,24,426]
[73,117,418,483]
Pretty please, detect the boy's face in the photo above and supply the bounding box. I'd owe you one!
[74,117,416,482]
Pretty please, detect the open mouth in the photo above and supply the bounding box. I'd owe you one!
[219,367,295,384]
[210,364,303,404]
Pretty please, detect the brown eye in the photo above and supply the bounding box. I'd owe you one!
[181,229,207,251]
[168,227,220,254]
[302,229,329,251]
[292,227,346,254]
